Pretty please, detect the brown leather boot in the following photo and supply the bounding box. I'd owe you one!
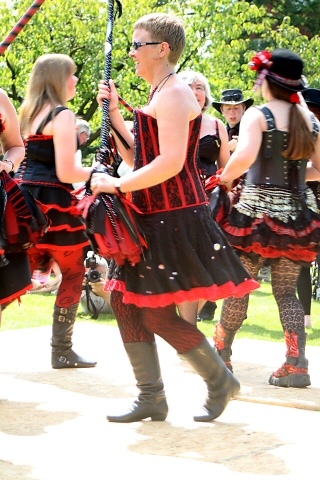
[269,329,311,388]
[214,322,237,372]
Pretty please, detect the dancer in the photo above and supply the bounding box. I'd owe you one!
[216,49,320,387]
[0,88,30,323]
[91,12,259,423]
[16,54,96,369]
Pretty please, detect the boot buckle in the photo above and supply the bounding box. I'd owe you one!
[57,355,69,364]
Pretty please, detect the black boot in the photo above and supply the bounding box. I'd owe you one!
[197,301,217,321]
[181,338,240,422]
[214,322,237,372]
[269,329,311,388]
[107,342,168,423]
[51,304,97,369]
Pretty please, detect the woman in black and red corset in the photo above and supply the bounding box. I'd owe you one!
[215,49,320,388]
[91,12,259,424]
[16,54,96,370]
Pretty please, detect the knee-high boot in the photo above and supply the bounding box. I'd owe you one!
[51,304,97,369]
[214,322,237,372]
[269,329,311,388]
[180,338,240,422]
[107,341,168,423]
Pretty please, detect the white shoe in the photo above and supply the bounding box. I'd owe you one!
[304,315,312,329]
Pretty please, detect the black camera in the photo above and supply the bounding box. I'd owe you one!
[85,253,102,283]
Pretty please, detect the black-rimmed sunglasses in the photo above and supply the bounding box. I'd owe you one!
[132,41,173,51]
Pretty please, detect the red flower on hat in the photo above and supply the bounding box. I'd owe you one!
[250,51,273,72]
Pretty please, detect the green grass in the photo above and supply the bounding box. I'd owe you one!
[2,281,320,346]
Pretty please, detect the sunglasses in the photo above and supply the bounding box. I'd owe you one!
[132,41,173,51]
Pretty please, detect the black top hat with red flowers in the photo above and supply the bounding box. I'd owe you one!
[250,48,308,92]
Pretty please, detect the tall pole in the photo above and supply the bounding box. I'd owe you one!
[99,0,122,164]
[0,0,47,55]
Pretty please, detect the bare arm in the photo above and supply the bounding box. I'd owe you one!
[92,81,200,194]
[0,88,25,173]
[219,107,263,184]
[51,109,93,184]
[306,133,320,181]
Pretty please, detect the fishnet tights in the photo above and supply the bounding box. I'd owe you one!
[220,253,304,332]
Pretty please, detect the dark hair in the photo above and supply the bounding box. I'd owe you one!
[267,79,315,160]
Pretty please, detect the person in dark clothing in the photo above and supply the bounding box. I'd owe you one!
[91,12,259,423]
[16,54,96,369]
[212,88,254,153]
[296,87,320,329]
[216,49,320,388]
[0,88,30,324]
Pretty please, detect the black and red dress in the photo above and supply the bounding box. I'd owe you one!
[15,107,89,253]
[0,114,47,305]
[219,106,320,263]
[106,109,259,307]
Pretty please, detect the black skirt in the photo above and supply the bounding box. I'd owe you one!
[106,204,259,308]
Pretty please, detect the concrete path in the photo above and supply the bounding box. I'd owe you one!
[0,323,319,480]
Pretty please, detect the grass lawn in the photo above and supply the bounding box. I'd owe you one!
[1,281,320,346]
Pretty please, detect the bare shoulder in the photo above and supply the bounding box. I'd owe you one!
[156,78,200,120]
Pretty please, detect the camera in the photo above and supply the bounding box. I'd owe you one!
[85,252,102,283]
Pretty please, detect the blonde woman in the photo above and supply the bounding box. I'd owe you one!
[16,54,96,369]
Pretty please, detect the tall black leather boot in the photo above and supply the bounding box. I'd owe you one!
[180,338,240,422]
[51,304,97,369]
[107,341,168,423]
[269,329,311,388]
[214,322,238,372]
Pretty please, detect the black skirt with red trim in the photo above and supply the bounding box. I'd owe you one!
[105,203,259,308]
[218,184,320,264]
[18,182,89,251]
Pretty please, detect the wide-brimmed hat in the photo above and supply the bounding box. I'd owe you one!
[302,88,320,107]
[212,89,254,112]
[250,48,308,92]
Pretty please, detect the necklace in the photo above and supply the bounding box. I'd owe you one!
[147,72,175,105]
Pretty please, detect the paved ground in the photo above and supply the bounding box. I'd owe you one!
[0,322,319,480]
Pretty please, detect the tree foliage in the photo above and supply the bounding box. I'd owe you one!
[0,0,319,157]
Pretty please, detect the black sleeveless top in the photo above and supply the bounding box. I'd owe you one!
[198,120,221,177]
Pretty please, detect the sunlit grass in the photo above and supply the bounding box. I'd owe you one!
[2,281,320,346]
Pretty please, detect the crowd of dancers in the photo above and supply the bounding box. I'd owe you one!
[1,11,320,422]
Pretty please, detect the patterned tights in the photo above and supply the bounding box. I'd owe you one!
[110,290,205,354]
[220,253,304,332]
[28,246,85,308]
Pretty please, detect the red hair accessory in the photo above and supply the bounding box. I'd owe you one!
[249,51,273,72]
[289,92,300,104]
[250,51,273,91]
